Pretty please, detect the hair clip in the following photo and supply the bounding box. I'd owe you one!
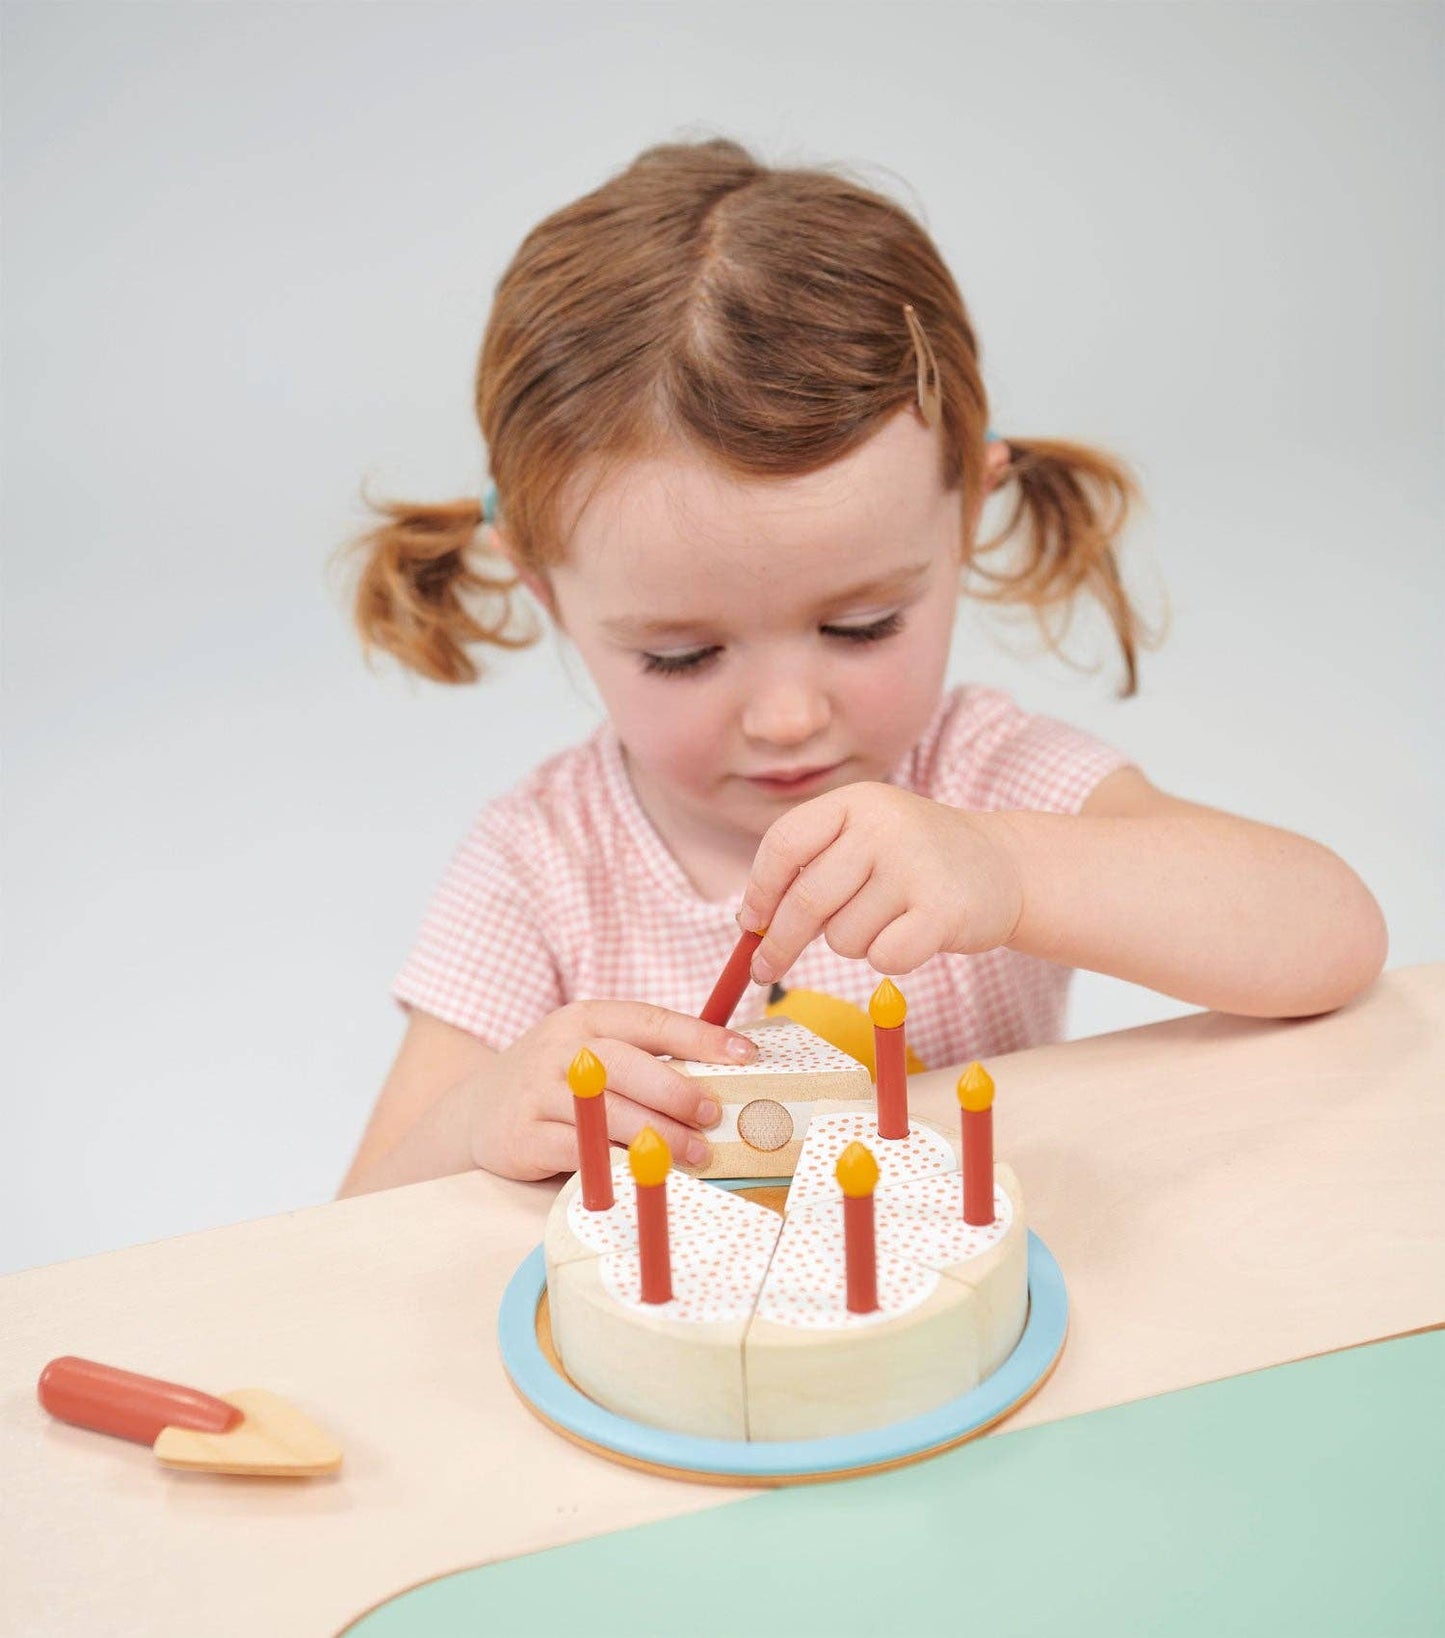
[902,304,942,429]
[481,483,499,524]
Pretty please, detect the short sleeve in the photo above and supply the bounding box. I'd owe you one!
[931,688,1135,816]
[390,811,564,1049]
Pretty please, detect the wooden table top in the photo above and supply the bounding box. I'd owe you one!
[4,964,1442,1638]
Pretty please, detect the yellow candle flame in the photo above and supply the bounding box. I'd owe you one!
[629,1126,671,1186]
[835,1140,880,1197]
[868,977,907,1030]
[956,1061,995,1112]
[567,1047,607,1100]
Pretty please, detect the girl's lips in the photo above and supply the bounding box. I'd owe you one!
[744,762,843,792]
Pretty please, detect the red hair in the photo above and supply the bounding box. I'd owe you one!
[342,137,1148,693]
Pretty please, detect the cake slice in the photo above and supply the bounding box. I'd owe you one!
[796,1163,1029,1380]
[742,1209,983,1440]
[548,1187,779,1440]
[668,1016,873,1180]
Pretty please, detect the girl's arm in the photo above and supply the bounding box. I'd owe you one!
[339,1009,493,1196]
[740,773,1387,1022]
[993,766,1388,1017]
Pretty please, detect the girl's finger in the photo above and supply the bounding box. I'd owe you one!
[867,907,946,976]
[751,839,873,983]
[602,1091,712,1168]
[546,1036,724,1139]
[820,873,911,962]
[528,1118,591,1179]
[575,1000,757,1069]
[737,793,849,936]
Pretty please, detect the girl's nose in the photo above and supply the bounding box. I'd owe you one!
[740,668,832,748]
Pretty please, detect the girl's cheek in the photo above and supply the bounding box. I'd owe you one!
[614,678,728,784]
[845,631,950,753]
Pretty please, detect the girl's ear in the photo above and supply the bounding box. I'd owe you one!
[490,525,559,621]
[982,437,1011,492]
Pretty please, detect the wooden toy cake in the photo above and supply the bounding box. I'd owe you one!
[543,970,1028,1443]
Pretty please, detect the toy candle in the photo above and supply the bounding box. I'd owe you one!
[700,924,767,1027]
[568,1047,613,1212]
[868,978,909,1139]
[629,1127,673,1305]
[835,1141,880,1314]
[956,1060,995,1226]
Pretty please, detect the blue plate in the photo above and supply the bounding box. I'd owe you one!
[499,1219,1068,1483]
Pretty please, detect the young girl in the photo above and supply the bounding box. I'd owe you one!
[337,138,1386,1198]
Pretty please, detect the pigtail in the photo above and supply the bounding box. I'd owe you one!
[973,438,1148,697]
[339,484,539,684]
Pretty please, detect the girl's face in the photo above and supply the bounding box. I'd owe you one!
[535,409,981,855]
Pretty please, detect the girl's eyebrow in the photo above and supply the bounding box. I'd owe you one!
[601,561,933,643]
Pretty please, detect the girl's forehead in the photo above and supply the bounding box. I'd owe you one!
[561,410,956,593]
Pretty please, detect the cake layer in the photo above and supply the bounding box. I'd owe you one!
[546,1165,783,1439]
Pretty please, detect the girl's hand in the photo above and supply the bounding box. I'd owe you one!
[466,1000,757,1182]
[738,783,1025,986]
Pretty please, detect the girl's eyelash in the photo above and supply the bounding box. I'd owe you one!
[821,611,904,644]
[639,612,905,677]
[640,646,722,676]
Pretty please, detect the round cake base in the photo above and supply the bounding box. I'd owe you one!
[500,1229,1067,1486]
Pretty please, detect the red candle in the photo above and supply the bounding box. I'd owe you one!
[835,1141,880,1313]
[700,924,767,1027]
[629,1127,673,1304]
[869,979,909,1139]
[956,1061,995,1226]
[568,1047,613,1212]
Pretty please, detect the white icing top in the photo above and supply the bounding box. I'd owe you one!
[784,1110,956,1211]
[756,1221,940,1330]
[598,1213,779,1323]
[566,1152,777,1255]
[560,1119,1014,1334]
[668,1015,868,1080]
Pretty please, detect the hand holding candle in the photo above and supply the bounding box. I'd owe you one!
[869,978,909,1139]
[629,1127,673,1304]
[701,924,767,1027]
[835,1140,880,1313]
[956,1060,995,1226]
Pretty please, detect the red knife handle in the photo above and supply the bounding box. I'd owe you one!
[38,1355,243,1445]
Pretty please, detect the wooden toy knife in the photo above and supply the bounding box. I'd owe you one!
[38,1355,342,1477]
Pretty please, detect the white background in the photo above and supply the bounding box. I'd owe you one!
[4,2,1440,1273]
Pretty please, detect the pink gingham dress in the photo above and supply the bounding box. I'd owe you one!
[391,685,1132,1070]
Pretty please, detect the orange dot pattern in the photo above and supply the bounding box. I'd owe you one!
[756,1219,937,1330]
[672,1016,863,1079]
[556,1097,1018,1334]
[785,1112,955,1212]
[567,1154,777,1256]
[599,1213,779,1323]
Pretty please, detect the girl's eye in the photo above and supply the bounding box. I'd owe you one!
[821,611,904,644]
[640,645,721,677]
[638,612,903,677]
